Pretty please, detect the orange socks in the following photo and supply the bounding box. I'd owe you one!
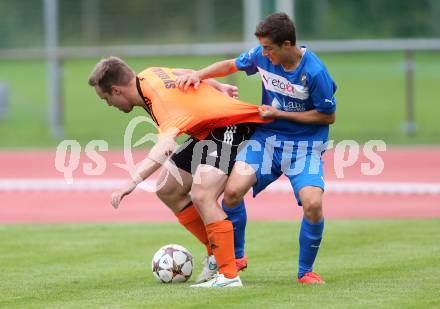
[206,220,237,279]
[176,204,212,256]
[177,206,237,279]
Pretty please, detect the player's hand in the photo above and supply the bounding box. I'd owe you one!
[111,180,137,209]
[175,73,201,91]
[218,83,239,98]
[258,105,279,119]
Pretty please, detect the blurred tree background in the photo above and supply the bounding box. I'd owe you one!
[1,0,439,49]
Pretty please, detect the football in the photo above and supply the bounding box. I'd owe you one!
[151,244,193,283]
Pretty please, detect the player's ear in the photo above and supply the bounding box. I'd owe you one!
[111,85,121,95]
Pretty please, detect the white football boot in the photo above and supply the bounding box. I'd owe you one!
[191,273,243,288]
[195,255,218,283]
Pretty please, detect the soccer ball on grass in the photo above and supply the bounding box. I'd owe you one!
[151,244,193,283]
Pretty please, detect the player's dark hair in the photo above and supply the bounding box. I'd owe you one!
[88,56,135,94]
[254,12,296,46]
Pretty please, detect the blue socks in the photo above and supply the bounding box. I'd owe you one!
[222,199,247,259]
[298,217,324,278]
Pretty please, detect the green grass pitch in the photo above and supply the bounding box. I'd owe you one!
[1,220,439,308]
[0,51,439,148]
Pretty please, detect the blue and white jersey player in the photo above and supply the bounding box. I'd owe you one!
[234,43,336,206]
[176,12,336,285]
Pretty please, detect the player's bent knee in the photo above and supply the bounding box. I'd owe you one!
[223,186,243,208]
[302,196,323,222]
[156,181,186,203]
[189,189,204,207]
[155,187,167,200]
[190,184,211,207]
[156,184,173,200]
[303,197,322,211]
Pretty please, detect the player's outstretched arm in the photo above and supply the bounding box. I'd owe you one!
[175,59,238,91]
[214,83,239,98]
[258,105,336,125]
[172,68,238,98]
[200,79,238,98]
[110,129,178,209]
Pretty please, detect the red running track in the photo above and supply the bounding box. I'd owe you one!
[0,148,439,224]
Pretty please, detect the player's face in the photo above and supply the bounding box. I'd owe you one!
[259,37,284,65]
[95,86,133,113]
[259,37,292,66]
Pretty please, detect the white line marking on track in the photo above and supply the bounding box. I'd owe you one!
[0,178,440,195]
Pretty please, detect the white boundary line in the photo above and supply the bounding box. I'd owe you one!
[0,178,439,195]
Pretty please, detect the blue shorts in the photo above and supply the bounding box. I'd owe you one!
[235,129,326,206]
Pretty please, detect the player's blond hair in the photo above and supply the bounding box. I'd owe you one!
[88,56,135,94]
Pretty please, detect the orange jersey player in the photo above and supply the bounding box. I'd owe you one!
[88,56,269,286]
[136,66,265,140]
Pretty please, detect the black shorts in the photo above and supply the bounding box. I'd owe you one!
[170,123,256,175]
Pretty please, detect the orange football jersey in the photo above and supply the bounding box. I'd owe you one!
[136,67,269,139]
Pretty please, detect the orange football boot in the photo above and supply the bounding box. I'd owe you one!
[235,256,248,272]
[297,272,325,284]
